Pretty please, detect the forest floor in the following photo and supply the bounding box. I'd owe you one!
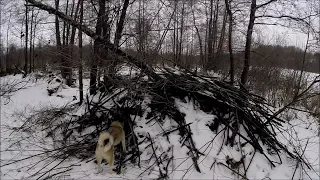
[1,70,319,180]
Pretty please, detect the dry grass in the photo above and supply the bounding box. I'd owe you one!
[248,66,319,119]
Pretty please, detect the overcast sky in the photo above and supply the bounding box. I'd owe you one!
[0,0,319,51]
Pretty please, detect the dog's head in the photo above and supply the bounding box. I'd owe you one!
[98,132,114,152]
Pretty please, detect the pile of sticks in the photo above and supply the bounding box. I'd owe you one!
[46,67,309,178]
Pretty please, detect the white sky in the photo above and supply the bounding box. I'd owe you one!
[0,0,318,52]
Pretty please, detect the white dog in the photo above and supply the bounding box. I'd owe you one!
[95,121,126,173]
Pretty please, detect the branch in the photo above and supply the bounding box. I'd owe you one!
[255,15,311,26]
[255,22,278,26]
[256,0,277,9]
[27,0,160,81]
[28,0,96,37]
[265,75,320,124]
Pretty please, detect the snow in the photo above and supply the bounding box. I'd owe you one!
[1,73,319,179]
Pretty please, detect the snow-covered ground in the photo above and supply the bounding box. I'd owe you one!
[1,73,319,179]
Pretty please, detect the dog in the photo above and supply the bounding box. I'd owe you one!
[95,121,126,173]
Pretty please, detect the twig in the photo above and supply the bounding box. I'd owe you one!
[147,133,166,179]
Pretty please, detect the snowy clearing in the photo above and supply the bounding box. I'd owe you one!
[1,73,319,180]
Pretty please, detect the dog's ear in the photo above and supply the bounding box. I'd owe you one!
[103,138,110,146]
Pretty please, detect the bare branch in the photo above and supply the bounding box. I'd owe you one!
[256,0,277,9]
[27,0,160,81]
[255,15,311,26]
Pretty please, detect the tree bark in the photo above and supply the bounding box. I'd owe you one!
[211,0,220,70]
[105,0,130,87]
[62,0,69,46]
[216,9,227,66]
[90,0,106,95]
[240,0,256,88]
[32,11,38,71]
[24,0,28,77]
[114,0,130,47]
[225,0,234,85]
[63,0,72,86]
[78,0,83,104]
[192,8,204,70]
[4,10,13,75]
[29,7,34,73]
[69,0,80,45]
[67,0,81,86]
[54,0,65,80]
[174,6,179,66]
[178,1,185,66]
[207,0,214,71]
[102,2,111,88]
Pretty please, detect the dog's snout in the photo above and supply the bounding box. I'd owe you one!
[103,138,110,145]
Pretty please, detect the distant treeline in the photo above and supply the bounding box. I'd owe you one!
[0,44,319,76]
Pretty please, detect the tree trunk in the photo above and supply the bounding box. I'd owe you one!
[102,2,111,88]
[207,0,214,71]
[174,8,179,67]
[114,0,130,47]
[29,7,34,73]
[4,10,13,75]
[64,0,73,86]
[105,0,130,87]
[172,9,176,65]
[78,0,83,104]
[66,0,74,44]
[192,8,204,70]
[240,0,256,88]
[216,9,227,67]
[211,0,220,70]
[69,0,80,45]
[67,0,80,86]
[204,8,208,70]
[225,0,234,85]
[55,0,64,79]
[90,0,106,95]
[137,0,144,56]
[32,11,38,71]
[62,0,69,46]
[24,0,28,77]
[178,1,185,66]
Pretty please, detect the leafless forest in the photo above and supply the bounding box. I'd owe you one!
[0,0,319,179]
[1,0,319,107]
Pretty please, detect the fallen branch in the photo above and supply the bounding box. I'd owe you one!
[27,0,160,82]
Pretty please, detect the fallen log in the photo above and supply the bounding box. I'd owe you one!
[27,0,160,82]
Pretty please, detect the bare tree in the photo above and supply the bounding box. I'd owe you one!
[78,0,83,104]
[240,0,277,88]
[177,1,185,65]
[135,0,151,60]
[106,0,130,85]
[54,0,75,86]
[27,0,159,80]
[225,0,234,85]
[0,33,3,76]
[31,9,39,71]
[55,0,64,78]
[170,0,179,66]
[114,0,130,48]
[90,0,107,94]
[4,7,13,75]
[29,6,34,73]
[207,0,219,70]
[23,0,29,77]
[216,9,227,67]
